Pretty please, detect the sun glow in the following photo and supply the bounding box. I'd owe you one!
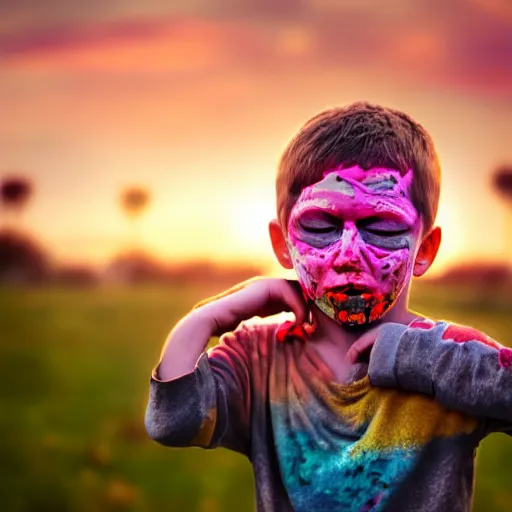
[227,196,276,257]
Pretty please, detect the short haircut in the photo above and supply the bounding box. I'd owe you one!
[276,102,441,235]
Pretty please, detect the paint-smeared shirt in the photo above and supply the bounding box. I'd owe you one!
[145,317,512,512]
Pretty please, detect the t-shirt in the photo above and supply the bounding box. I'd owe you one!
[145,317,512,511]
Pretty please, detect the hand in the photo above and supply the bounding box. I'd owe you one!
[193,277,309,337]
[345,324,385,364]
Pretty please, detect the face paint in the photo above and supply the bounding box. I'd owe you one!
[287,165,421,327]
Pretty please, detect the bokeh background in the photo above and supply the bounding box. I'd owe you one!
[1,0,512,510]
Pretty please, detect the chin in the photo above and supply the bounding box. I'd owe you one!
[315,289,395,327]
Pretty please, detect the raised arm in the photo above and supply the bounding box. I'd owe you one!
[144,278,308,454]
[367,321,512,435]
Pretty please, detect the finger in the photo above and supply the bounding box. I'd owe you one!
[345,329,379,364]
[253,280,307,323]
[256,291,306,323]
[282,279,310,325]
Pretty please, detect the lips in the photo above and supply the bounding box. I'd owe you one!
[324,290,369,326]
[328,284,374,297]
[322,286,392,326]
[324,285,375,316]
[327,289,366,305]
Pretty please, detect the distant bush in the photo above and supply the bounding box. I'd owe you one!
[435,262,512,294]
[436,262,512,287]
[105,251,169,284]
[105,251,264,289]
[51,264,100,287]
[0,229,49,284]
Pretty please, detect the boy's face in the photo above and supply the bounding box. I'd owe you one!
[286,165,421,327]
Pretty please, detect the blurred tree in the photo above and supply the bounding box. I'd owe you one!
[0,176,48,284]
[493,166,512,202]
[1,176,33,225]
[119,186,151,251]
[492,165,512,261]
[120,186,150,219]
[0,230,48,284]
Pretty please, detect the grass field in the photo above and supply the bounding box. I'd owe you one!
[1,283,512,511]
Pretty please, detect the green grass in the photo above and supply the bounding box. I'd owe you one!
[1,284,511,511]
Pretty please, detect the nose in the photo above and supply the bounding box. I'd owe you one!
[332,222,365,274]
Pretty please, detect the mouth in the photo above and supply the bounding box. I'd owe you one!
[329,284,373,298]
[322,285,391,326]
[325,286,372,313]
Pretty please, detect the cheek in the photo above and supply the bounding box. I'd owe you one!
[288,243,333,293]
[373,249,414,290]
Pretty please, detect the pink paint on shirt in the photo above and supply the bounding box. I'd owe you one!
[442,324,502,349]
[499,348,512,369]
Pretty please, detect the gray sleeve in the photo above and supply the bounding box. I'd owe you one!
[144,328,252,455]
[368,321,512,435]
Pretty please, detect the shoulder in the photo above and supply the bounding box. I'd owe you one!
[409,317,502,349]
[212,316,286,360]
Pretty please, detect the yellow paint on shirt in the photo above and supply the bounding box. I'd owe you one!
[324,377,478,454]
[190,406,217,447]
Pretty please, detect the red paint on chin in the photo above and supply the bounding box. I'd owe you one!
[369,301,387,322]
[325,289,391,325]
[338,311,366,325]
[326,291,348,303]
[337,310,349,323]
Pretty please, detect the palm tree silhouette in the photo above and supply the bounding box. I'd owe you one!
[1,176,33,228]
[492,165,512,261]
[493,166,512,201]
[119,186,151,251]
[0,176,48,283]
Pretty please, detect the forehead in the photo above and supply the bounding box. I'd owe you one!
[290,165,417,223]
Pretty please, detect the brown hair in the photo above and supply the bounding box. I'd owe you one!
[276,101,441,235]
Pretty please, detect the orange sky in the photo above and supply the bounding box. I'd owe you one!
[1,0,511,276]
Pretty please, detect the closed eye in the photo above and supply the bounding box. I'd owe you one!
[297,212,340,234]
[365,227,409,236]
[359,216,410,237]
[295,213,341,247]
[300,224,337,234]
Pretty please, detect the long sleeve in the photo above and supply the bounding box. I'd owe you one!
[145,323,254,455]
[368,321,512,435]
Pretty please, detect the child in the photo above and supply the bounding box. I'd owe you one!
[145,102,512,511]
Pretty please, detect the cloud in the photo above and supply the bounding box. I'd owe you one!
[305,0,512,94]
[0,18,269,74]
[1,18,169,58]
[1,0,511,94]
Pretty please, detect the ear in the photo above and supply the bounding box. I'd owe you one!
[269,219,294,269]
[413,226,442,277]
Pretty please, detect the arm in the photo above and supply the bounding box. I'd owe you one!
[144,278,308,454]
[145,320,253,454]
[367,321,512,434]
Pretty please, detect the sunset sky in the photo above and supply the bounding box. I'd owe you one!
[1,0,511,276]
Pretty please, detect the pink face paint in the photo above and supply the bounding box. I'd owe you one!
[287,165,421,327]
